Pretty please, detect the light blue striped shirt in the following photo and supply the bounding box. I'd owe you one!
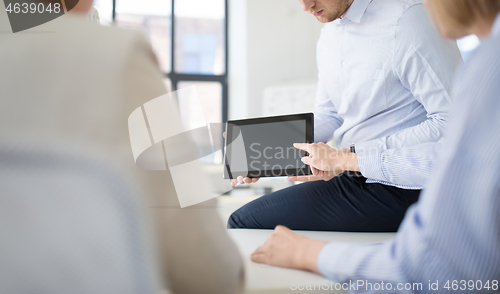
[361,141,443,188]
[313,0,462,189]
[317,13,500,292]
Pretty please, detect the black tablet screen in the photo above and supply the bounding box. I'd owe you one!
[236,120,306,174]
[224,113,313,178]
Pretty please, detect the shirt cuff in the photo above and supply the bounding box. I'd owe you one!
[317,242,356,281]
[316,240,401,285]
[355,141,386,182]
[354,137,387,153]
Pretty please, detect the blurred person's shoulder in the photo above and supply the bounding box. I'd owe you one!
[53,14,155,64]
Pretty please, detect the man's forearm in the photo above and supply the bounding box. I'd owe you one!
[298,238,328,274]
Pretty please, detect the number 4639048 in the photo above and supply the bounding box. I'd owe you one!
[444,280,498,291]
[6,2,62,14]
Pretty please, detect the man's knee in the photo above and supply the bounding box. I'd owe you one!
[227,211,242,229]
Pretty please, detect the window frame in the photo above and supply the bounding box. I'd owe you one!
[111,0,229,123]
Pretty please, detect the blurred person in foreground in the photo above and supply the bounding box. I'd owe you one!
[0,1,243,293]
[250,0,500,290]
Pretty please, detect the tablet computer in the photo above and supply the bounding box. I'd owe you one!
[223,113,314,179]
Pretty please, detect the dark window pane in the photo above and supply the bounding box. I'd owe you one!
[115,0,172,73]
[174,0,225,75]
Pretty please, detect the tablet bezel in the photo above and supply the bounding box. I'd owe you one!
[223,113,314,179]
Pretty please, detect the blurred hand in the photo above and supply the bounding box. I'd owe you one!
[251,225,327,273]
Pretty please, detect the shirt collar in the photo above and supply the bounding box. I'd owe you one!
[492,12,500,37]
[340,0,372,24]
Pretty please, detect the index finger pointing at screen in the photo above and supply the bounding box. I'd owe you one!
[293,143,312,152]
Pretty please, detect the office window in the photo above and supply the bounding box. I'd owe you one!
[174,0,226,75]
[181,33,219,74]
[93,0,227,164]
[177,81,223,164]
[93,0,227,118]
[177,81,222,125]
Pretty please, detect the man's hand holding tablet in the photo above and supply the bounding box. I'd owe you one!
[224,114,360,186]
[231,176,259,187]
[227,143,359,185]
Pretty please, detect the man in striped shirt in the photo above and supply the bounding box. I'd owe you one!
[229,0,462,232]
[251,0,500,290]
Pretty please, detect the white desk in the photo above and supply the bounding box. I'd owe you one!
[228,229,396,294]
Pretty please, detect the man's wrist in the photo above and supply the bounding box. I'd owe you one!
[298,238,328,273]
[343,152,360,172]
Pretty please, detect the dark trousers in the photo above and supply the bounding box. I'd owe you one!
[228,172,420,232]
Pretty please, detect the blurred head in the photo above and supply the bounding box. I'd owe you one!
[425,0,500,39]
[299,0,354,23]
[69,0,94,14]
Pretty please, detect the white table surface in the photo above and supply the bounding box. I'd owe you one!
[228,229,396,294]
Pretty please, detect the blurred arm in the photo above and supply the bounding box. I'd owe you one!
[318,35,500,287]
